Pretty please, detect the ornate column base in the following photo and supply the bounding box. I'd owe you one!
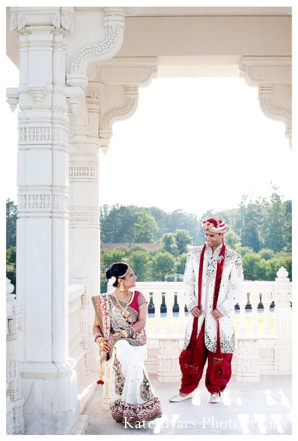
[20,362,80,435]
[6,394,15,435]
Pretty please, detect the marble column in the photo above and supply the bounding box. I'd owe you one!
[9,7,80,434]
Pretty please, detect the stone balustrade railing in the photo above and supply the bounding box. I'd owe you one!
[68,275,92,386]
[136,266,292,382]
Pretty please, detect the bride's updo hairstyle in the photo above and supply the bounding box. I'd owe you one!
[106,262,129,287]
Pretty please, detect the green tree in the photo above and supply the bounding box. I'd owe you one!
[6,246,16,293]
[168,209,200,244]
[265,255,292,281]
[239,194,264,252]
[100,204,138,243]
[100,247,128,276]
[146,206,168,237]
[100,247,129,293]
[242,252,264,280]
[176,253,188,277]
[263,185,288,252]
[133,212,159,243]
[175,229,193,254]
[100,204,201,244]
[6,199,17,249]
[128,247,151,281]
[237,246,254,257]
[150,252,176,281]
[100,249,113,270]
[283,200,292,253]
[224,230,242,251]
[258,249,275,260]
[161,233,179,257]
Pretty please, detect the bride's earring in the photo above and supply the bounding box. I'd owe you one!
[119,281,124,293]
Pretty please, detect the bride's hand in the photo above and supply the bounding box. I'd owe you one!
[97,338,111,352]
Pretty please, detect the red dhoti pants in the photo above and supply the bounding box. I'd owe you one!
[179,321,233,395]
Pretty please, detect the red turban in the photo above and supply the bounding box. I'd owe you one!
[202,217,226,233]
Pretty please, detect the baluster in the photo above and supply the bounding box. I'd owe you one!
[261,291,272,335]
[165,290,175,333]
[237,290,247,335]
[153,292,162,334]
[142,290,151,334]
[250,292,260,335]
[177,291,186,335]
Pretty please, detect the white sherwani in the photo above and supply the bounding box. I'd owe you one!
[183,244,243,353]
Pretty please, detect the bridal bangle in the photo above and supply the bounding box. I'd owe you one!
[94,333,102,343]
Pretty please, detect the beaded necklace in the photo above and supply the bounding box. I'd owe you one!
[114,290,133,318]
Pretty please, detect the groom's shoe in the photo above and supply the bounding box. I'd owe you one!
[209,392,221,403]
[168,392,195,403]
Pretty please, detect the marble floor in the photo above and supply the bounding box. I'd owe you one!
[81,374,292,437]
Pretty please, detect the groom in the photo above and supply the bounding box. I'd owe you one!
[169,217,243,404]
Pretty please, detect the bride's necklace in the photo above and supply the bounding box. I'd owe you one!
[115,290,133,318]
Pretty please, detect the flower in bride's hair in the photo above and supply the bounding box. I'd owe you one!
[110,276,116,283]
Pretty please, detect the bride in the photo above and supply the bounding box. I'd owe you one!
[92,261,162,426]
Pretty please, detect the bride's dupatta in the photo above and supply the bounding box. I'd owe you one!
[91,294,120,361]
[92,292,147,386]
[91,292,147,362]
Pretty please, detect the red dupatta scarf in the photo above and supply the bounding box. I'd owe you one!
[183,243,226,370]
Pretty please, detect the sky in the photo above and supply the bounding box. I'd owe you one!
[99,75,292,217]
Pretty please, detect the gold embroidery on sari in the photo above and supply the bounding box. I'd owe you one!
[113,354,125,395]
[140,370,153,401]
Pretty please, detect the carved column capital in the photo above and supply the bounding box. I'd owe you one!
[95,58,157,152]
[100,85,139,135]
[239,56,292,147]
[258,84,292,143]
[66,8,125,88]
[9,6,75,32]
[239,56,291,86]
[66,86,85,114]
[6,88,19,113]
[85,83,105,116]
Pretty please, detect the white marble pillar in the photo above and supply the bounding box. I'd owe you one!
[9,7,80,434]
[68,81,104,372]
